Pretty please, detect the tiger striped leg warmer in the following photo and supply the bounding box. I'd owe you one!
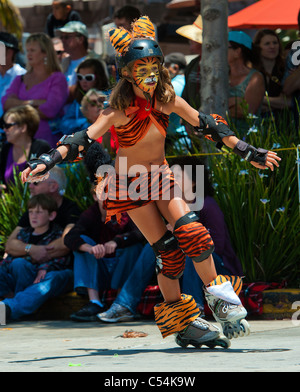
[205,275,243,305]
[154,294,201,338]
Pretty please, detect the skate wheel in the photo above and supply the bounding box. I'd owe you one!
[206,338,231,349]
[240,319,250,336]
[174,335,188,348]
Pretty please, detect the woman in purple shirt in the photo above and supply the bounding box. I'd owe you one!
[2,33,69,147]
[0,105,50,188]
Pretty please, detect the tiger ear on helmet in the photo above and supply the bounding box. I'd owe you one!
[131,16,156,40]
[109,28,133,54]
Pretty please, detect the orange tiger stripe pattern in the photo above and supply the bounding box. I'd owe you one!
[102,161,178,223]
[154,294,200,338]
[174,222,214,260]
[131,16,156,39]
[109,27,132,54]
[157,248,186,279]
[109,15,156,55]
[207,275,243,296]
[115,96,169,148]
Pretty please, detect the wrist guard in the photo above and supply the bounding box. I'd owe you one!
[27,149,63,175]
[195,113,235,148]
[233,140,268,165]
[57,129,95,162]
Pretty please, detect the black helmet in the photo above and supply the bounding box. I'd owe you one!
[116,38,163,72]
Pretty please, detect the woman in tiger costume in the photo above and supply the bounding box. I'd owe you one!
[21,16,280,348]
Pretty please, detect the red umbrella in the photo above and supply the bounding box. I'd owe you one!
[228,0,300,30]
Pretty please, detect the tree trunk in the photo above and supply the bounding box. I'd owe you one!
[200,0,228,117]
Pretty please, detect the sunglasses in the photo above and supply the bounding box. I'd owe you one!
[77,73,95,82]
[3,122,18,129]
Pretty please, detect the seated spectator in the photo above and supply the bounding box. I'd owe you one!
[80,89,118,153]
[64,143,144,321]
[0,105,50,190]
[2,33,69,147]
[6,166,80,261]
[51,37,69,64]
[45,0,82,38]
[98,156,243,322]
[252,29,291,116]
[164,52,191,152]
[59,58,109,135]
[228,31,265,136]
[176,15,203,110]
[57,21,108,87]
[0,194,73,321]
[0,32,26,119]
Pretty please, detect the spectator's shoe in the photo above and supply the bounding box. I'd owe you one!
[70,301,104,322]
[97,303,134,323]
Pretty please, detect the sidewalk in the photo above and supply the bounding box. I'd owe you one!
[0,318,299,373]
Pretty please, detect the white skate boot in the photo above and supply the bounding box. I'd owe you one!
[204,280,250,339]
[175,317,231,349]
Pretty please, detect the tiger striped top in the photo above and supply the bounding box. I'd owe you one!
[114,96,169,148]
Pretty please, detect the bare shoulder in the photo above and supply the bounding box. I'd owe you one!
[95,106,127,127]
[159,95,188,115]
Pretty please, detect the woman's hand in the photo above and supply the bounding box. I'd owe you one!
[21,164,48,183]
[250,150,281,171]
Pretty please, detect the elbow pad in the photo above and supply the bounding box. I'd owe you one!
[195,113,235,148]
[57,129,95,162]
[233,140,268,165]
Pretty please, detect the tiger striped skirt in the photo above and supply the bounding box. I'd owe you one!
[98,160,179,222]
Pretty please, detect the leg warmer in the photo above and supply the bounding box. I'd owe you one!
[206,275,243,296]
[154,294,200,338]
[174,212,214,262]
[152,231,186,279]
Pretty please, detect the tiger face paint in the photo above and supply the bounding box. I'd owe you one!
[132,57,160,94]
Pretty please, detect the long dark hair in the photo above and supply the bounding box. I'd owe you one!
[74,58,109,103]
[252,29,285,79]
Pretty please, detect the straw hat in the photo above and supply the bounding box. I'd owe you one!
[176,15,203,43]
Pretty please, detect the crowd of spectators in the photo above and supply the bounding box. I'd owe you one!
[0,2,298,323]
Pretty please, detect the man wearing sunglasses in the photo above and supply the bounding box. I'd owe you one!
[0,32,26,119]
[56,21,108,87]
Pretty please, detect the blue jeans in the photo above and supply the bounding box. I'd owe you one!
[0,258,73,320]
[73,235,143,292]
[114,243,156,315]
[114,244,231,313]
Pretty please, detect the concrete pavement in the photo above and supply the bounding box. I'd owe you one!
[0,318,299,374]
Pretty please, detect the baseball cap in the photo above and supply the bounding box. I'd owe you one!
[228,31,252,50]
[164,52,187,68]
[0,32,19,52]
[176,15,203,44]
[57,21,88,38]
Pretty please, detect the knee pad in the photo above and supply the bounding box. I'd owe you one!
[173,211,214,262]
[152,231,186,279]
